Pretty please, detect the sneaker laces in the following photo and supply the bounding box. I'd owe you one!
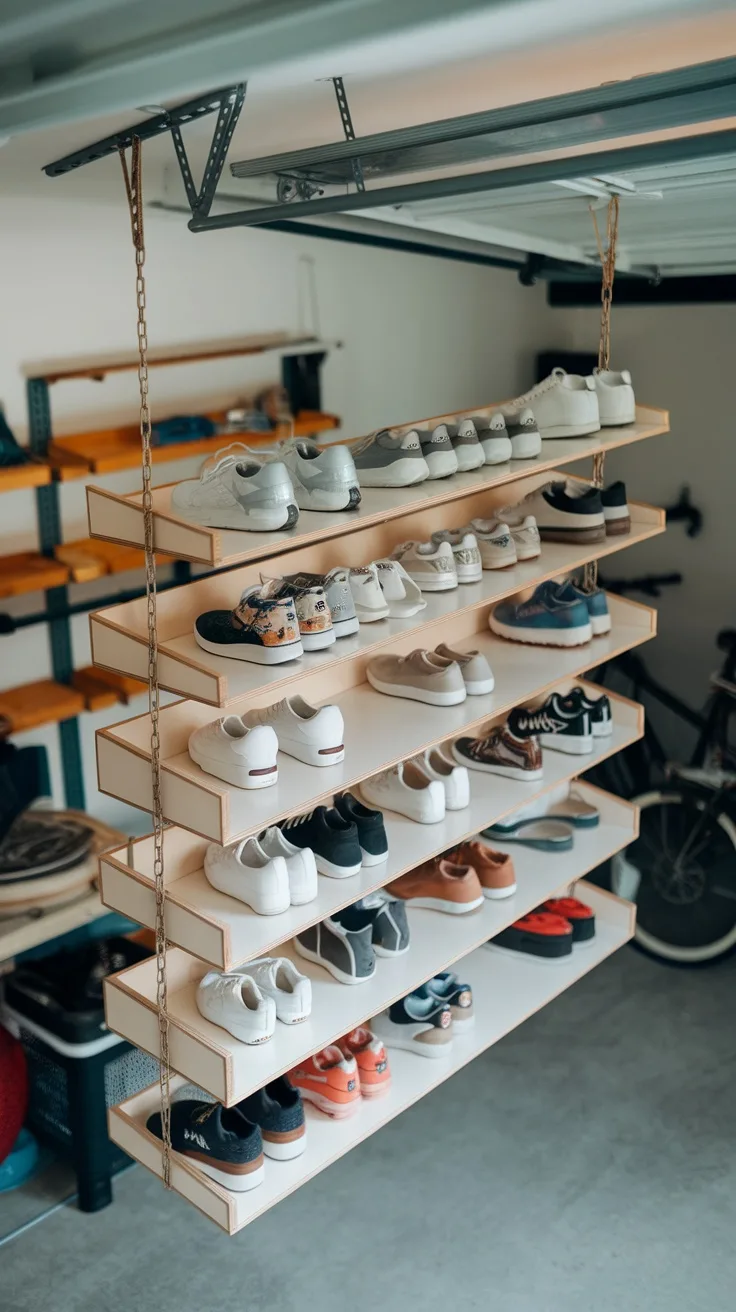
[513,367,566,406]
[282,808,317,829]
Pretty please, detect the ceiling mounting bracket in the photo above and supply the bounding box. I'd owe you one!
[332,77,365,192]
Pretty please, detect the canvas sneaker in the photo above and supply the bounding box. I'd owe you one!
[280,806,362,878]
[446,840,517,898]
[256,576,334,652]
[238,1077,306,1159]
[540,895,596,942]
[462,413,513,464]
[366,648,466,706]
[592,368,635,426]
[500,481,605,544]
[373,558,427,617]
[196,969,277,1044]
[204,835,291,915]
[430,529,482,583]
[508,691,593,755]
[412,746,470,810]
[294,916,376,985]
[414,972,474,1030]
[337,1027,391,1096]
[372,994,453,1058]
[501,407,542,459]
[452,725,544,781]
[564,686,613,737]
[434,643,494,695]
[350,428,430,487]
[390,539,458,592]
[287,1046,361,1117]
[557,580,611,635]
[147,1099,264,1191]
[416,424,458,479]
[188,717,279,789]
[348,563,390,622]
[243,957,312,1024]
[243,695,344,768]
[256,825,318,904]
[323,567,360,637]
[489,580,593,647]
[386,856,484,914]
[488,911,573,959]
[360,761,446,824]
[333,895,410,957]
[446,419,485,471]
[601,480,630,535]
[507,369,600,439]
[267,437,360,512]
[194,585,303,665]
[171,449,298,531]
[333,791,388,866]
[505,514,542,561]
[467,518,517,569]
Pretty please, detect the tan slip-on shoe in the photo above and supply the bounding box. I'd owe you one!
[434,643,494,695]
[366,649,467,706]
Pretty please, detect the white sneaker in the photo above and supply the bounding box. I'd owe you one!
[204,836,291,915]
[448,420,485,472]
[465,413,513,465]
[267,437,360,512]
[468,519,518,570]
[189,718,278,789]
[171,448,298,531]
[430,529,482,583]
[508,369,600,439]
[360,761,446,824]
[390,539,458,592]
[256,826,318,905]
[373,559,427,617]
[243,695,344,768]
[196,970,276,1045]
[412,747,470,810]
[500,513,541,561]
[244,957,312,1025]
[348,563,390,623]
[501,408,542,459]
[416,424,459,480]
[592,369,636,426]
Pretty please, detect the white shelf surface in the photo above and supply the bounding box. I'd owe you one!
[108,880,634,1234]
[89,488,664,707]
[99,722,639,971]
[96,595,655,845]
[87,405,668,568]
[104,818,637,1107]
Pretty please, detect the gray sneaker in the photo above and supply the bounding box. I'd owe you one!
[171,451,299,531]
[415,424,458,480]
[446,420,485,472]
[268,438,360,513]
[294,918,376,985]
[350,429,430,488]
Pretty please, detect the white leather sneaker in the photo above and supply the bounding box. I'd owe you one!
[412,747,470,810]
[373,558,427,617]
[348,563,390,622]
[360,761,446,824]
[267,437,360,511]
[592,369,636,426]
[243,695,345,768]
[508,369,600,438]
[196,970,277,1045]
[244,957,312,1024]
[188,718,278,789]
[204,836,291,915]
[256,825,318,905]
[430,529,482,583]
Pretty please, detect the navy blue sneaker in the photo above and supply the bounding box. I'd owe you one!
[280,806,362,878]
[0,413,30,468]
[147,1099,264,1191]
[489,580,592,648]
[557,580,611,636]
[333,792,388,866]
[414,971,474,1030]
[238,1077,306,1160]
[371,993,453,1058]
[565,685,613,737]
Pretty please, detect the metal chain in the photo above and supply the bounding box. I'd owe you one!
[584,195,621,591]
[119,138,172,1188]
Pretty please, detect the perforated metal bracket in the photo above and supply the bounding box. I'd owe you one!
[332,77,365,192]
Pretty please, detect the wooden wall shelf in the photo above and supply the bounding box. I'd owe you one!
[0,551,70,599]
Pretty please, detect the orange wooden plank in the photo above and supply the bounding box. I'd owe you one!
[0,461,52,493]
[80,666,147,703]
[0,551,70,598]
[71,668,120,711]
[55,537,168,581]
[0,680,85,732]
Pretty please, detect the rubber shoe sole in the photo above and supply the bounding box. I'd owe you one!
[489,615,593,647]
[366,669,466,705]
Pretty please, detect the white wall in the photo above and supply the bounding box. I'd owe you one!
[0,191,558,833]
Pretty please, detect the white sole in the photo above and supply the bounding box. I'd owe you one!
[424,451,459,479]
[172,501,298,532]
[385,602,427,618]
[278,739,345,768]
[538,732,594,755]
[592,722,613,737]
[404,574,457,593]
[481,436,513,464]
[262,1133,307,1161]
[373,942,411,958]
[295,485,360,512]
[361,848,389,867]
[184,1154,266,1191]
[194,631,304,664]
[315,853,363,879]
[403,894,485,913]
[590,615,612,636]
[203,877,290,917]
[374,1028,453,1058]
[489,616,593,647]
[196,1001,274,1045]
[599,411,636,427]
[331,616,360,638]
[451,744,543,781]
[510,432,542,459]
[464,677,495,695]
[300,629,336,651]
[296,1087,361,1118]
[478,554,517,570]
[539,420,601,439]
[366,670,466,706]
[454,450,485,472]
[450,1013,475,1032]
[513,545,542,561]
[483,882,518,899]
[189,746,278,789]
[456,569,483,585]
[355,607,390,623]
[293,938,375,984]
[360,788,445,826]
[355,458,429,487]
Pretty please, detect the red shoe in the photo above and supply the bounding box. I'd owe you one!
[288,1046,361,1118]
[540,896,595,942]
[338,1027,391,1097]
[492,911,573,959]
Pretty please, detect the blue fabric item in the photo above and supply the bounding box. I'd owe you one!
[151,415,217,446]
[558,580,610,622]
[493,581,590,631]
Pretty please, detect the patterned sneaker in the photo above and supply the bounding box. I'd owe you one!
[288,1046,361,1117]
[489,580,592,647]
[446,420,485,471]
[430,529,482,583]
[467,518,517,569]
[414,972,474,1030]
[390,539,458,592]
[372,994,453,1058]
[416,424,458,479]
[194,584,303,665]
[323,567,360,637]
[259,576,335,651]
[504,514,541,561]
[452,725,543,781]
[350,429,430,487]
[508,691,593,755]
[338,1027,391,1096]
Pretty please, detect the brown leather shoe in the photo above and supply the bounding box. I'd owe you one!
[445,841,516,900]
[386,857,484,914]
[452,725,543,780]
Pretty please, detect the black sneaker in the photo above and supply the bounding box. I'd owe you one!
[294,917,376,985]
[237,1077,306,1160]
[333,894,410,958]
[371,993,453,1058]
[280,806,362,878]
[508,691,593,756]
[194,587,303,666]
[566,686,613,738]
[333,792,388,866]
[601,481,630,536]
[533,481,606,543]
[146,1100,264,1192]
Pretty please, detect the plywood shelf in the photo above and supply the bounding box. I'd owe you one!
[109,880,633,1233]
[86,404,669,568]
[54,537,170,582]
[0,679,86,731]
[95,597,654,846]
[90,477,665,706]
[0,461,52,494]
[0,551,70,599]
[27,333,324,384]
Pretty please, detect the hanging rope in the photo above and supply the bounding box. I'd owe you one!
[584,194,620,591]
[119,138,172,1188]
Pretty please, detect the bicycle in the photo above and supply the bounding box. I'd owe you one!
[588,572,736,966]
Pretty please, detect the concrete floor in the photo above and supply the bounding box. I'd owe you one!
[4,945,736,1312]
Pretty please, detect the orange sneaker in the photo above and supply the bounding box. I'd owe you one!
[288,1045,361,1118]
[338,1027,391,1098]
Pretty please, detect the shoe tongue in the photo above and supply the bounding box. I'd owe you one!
[319,1044,354,1070]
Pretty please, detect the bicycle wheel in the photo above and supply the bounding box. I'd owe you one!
[610,789,736,964]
